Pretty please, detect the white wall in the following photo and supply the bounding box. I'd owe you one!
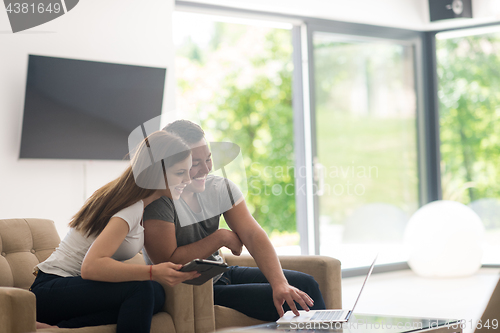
[0,0,175,237]
[424,0,500,31]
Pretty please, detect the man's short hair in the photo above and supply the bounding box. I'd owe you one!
[163,120,205,145]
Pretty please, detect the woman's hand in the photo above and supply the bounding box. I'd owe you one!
[218,229,243,256]
[152,262,200,287]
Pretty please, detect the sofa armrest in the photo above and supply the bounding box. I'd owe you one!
[124,254,215,333]
[163,281,215,333]
[224,254,342,309]
[0,287,36,333]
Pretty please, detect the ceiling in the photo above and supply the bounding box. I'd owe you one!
[179,0,500,31]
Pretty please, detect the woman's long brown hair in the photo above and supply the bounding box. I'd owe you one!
[69,131,191,237]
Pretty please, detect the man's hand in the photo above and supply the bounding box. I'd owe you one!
[272,283,315,317]
[218,229,243,256]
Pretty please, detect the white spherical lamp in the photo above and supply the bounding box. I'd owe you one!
[404,200,485,278]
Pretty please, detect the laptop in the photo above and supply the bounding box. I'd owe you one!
[276,255,377,325]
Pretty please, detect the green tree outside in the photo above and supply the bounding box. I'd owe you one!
[437,33,500,210]
[175,21,296,234]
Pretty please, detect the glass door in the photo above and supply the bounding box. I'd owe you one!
[311,32,420,268]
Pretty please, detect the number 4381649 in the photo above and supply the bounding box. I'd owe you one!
[5,2,61,14]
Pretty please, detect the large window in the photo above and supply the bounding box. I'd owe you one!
[437,26,500,265]
[312,33,419,268]
[173,12,298,251]
[174,5,500,271]
[173,9,424,266]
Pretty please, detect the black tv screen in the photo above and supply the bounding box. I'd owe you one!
[19,55,166,160]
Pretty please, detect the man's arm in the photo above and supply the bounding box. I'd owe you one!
[143,219,243,265]
[223,199,314,317]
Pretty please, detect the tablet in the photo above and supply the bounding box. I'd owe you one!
[180,259,229,285]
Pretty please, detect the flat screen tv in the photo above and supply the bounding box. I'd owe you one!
[19,55,166,160]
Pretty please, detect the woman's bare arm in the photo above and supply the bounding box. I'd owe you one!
[81,217,198,286]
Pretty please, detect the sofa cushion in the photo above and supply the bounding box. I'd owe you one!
[0,219,60,289]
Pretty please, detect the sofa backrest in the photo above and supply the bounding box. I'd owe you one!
[0,218,60,290]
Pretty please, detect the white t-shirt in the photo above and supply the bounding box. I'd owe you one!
[38,201,145,277]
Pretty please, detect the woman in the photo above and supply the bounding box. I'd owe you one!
[30,131,199,333]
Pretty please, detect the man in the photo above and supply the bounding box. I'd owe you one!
[143,120,325,321]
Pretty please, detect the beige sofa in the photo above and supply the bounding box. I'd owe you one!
[0,218,214,333]
[0,218,342,333]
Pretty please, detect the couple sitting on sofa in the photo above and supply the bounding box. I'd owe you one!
[31,120,325,332]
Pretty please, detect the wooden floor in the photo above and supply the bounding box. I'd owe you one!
[341,268,500,333]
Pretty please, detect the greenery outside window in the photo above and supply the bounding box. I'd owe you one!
[173,11,298,251]
[437,26,500,265]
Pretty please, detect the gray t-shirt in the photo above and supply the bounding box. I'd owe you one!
[142,175,243,266]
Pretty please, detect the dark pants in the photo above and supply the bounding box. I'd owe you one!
[30,270,165,333]
[213,266,326,321]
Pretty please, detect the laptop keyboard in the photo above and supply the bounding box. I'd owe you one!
[310,311,344,321]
